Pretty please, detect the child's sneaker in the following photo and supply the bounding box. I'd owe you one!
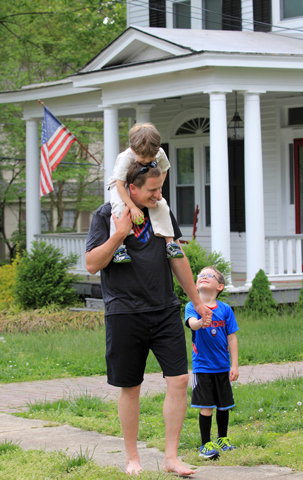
[166,241,184,259]
[113,246,131,263]
[217,437,236,451]
[199,442,220,459]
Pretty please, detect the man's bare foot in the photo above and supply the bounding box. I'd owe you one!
[162,457,195,476]
[125,459,143,475]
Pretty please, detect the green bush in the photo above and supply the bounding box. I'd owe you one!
[244,268,278,315]
[174,239,232,314]
[14,241,79,309]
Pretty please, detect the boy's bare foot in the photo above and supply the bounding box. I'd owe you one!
[125,459,143,475]
[162,457,195,476]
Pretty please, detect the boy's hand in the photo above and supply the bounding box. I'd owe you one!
[130,206,144,223]
[229,366,239,382]
[195,303,212,329]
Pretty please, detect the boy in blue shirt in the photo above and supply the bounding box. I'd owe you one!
[185,266,239,459]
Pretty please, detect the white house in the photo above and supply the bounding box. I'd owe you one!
[1,0,303,285]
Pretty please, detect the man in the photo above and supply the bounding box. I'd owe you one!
[86,162,212,476]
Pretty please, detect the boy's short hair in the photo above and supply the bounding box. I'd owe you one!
[129,123,161,158]
[126,161,162,188]
[201,266,225,297]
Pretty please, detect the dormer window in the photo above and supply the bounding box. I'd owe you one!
[173,1,191,29]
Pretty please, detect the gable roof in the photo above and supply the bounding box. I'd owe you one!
[80,26,303,73]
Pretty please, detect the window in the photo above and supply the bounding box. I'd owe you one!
[62,210,76,230]
[176,147,195,225]
[41,211,51,231]
[176,117,210,135]
[288,107,303,126]
[149,0,166,27]
[173,1,191,29]
[253,0,271,31]
[203,0,241,31]
[282,0,303,19]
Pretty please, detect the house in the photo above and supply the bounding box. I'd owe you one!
[1,0,303,285]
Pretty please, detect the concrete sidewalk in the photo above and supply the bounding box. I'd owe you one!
[0,362,303,479]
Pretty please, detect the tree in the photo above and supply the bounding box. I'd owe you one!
[0,0,127,246]
[244,269,278,315]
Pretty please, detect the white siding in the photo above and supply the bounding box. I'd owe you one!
[127,0,149,27]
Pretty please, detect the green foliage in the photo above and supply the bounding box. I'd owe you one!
[173,240,232,314]
[13,241,79,309]
[0,251,20,308]
[244,269,278,315]
[295,280,303,312]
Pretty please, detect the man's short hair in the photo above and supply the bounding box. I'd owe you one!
[129,123,161,158]
[126,161,162,188]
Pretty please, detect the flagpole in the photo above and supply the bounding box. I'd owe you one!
[38,100,101,166]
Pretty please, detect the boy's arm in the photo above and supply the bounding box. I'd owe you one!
[188,316,204,331]
[227,332,239,382]
[116,180,144,222]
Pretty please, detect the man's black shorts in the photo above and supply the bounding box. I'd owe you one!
[191,372,235,410]
[105,306,188,387]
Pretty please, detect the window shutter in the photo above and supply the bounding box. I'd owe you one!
[228,139,245,232]
[222,0,242,31]
[149,0,166,27]
[161,143,170,206]
[253,0,271,32]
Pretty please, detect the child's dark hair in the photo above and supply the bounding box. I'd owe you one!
[129,123,161,158]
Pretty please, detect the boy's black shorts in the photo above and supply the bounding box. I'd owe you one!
[105,306,188,387]
[191,372,235,410]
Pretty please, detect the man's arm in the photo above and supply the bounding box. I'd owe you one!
[85,207,132,274]
[170,242,212,326]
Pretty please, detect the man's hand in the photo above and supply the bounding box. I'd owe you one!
[113,207,133,236]
[194,302,213,328]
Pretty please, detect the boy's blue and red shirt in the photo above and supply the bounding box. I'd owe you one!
[185,300,239,373]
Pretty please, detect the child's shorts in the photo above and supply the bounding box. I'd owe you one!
[191,372,235,410]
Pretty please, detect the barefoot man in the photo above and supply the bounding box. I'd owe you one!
[86,162,212,475]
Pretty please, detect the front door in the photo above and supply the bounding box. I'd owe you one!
[294,138,303,234]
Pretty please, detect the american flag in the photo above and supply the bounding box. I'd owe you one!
[40,106,76,197]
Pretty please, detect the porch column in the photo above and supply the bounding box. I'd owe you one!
[209,92,231,266]
[26,119,41,251]
[244,92,265,286]
[135,104,154,123]
[103,107,119,203]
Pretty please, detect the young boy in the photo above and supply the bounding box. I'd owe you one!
[107,122,183,263]
[185,266,239,459]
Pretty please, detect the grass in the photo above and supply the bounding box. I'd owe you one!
[16,375,303,472]
[0,310,303,383]
[0,444,175,479]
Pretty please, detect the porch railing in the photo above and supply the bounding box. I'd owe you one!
[266,234,303,281]
[35,233,89,276]
[34,233,303,282]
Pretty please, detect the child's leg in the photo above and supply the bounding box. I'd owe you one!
[110,185,132,263]
[199,408,213,445]
[216,409,229,438]
[149,199,183,258]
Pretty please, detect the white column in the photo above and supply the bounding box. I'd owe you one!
[103,107,119,204]
[26,119,41,251]
[244,92,265,286]
[209,92,231,266]
[135,104,154,123]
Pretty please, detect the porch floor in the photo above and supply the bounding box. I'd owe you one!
[232,272,303,290]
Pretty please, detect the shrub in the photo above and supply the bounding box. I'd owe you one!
[0,251,20,309]
[244,268,278,315]
[174,239,232,314]
[14,241,79,309]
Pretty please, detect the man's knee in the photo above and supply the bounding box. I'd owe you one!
[166,374,189,392]
[121,385,141,400]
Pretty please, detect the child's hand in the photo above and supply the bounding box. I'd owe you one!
[130,206,144,224]
[229,367,239,382]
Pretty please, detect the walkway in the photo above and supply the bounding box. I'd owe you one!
[0,362,302,479]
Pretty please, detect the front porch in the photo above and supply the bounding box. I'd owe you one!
[35,232,303,304]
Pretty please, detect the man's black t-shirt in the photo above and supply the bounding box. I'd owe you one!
[86,202,182,316]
